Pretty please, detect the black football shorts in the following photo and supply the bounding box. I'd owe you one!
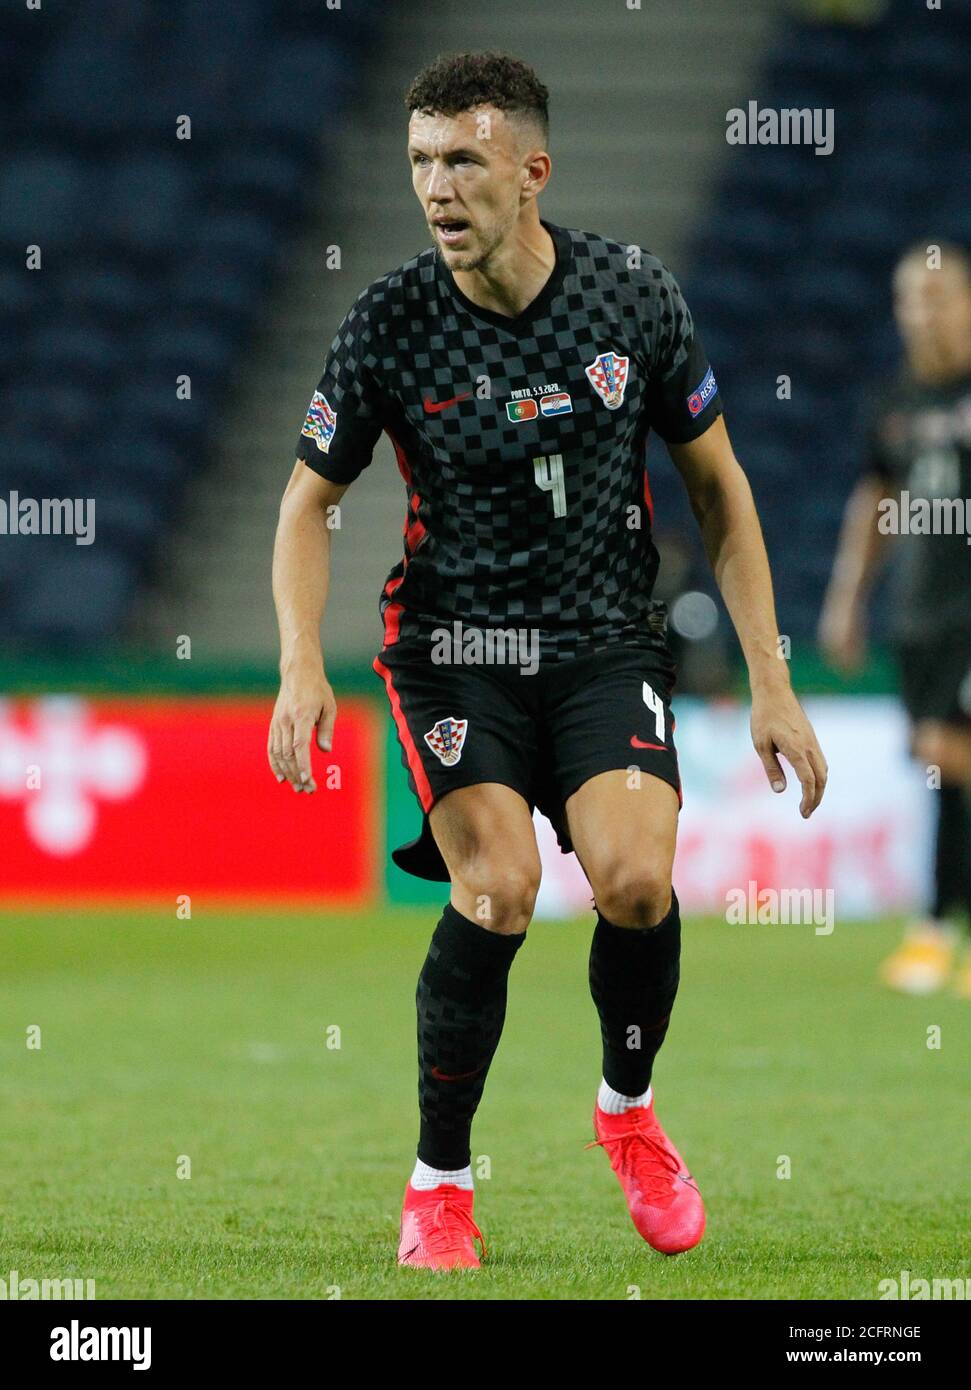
[373,633,682,882]
[895,630,971,728]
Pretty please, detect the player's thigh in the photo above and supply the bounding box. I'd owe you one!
[565,769,679,927]
[431,782,542,933]
[548,643,681,925]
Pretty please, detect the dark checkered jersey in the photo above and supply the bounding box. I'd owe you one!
[295,221,723,659]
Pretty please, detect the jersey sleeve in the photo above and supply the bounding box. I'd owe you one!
[857,394,898,486]
[294,297,387,484]
[642,263,723,444]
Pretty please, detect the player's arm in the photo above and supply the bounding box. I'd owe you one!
[817,474,893,673]
[268,463,349,793]
[268,295,384,792]
[667,416,827,818]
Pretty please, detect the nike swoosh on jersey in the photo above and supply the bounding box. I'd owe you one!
[423,391,471,414]
[630,736,666,750]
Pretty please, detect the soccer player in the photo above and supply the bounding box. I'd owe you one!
[820,244,971,997]
[269,52,827,1269]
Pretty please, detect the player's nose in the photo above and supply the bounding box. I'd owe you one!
[425,161,454,201]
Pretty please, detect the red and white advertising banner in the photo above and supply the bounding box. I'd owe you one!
[534,696,932,921]
[0,696,379,906]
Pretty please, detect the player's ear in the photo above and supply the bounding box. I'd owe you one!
[521,151,551,201]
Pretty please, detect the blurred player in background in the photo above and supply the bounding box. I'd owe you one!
[820,244,971,996]
[270,52,827,1270]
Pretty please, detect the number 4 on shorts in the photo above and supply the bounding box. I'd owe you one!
[642,681,665,741]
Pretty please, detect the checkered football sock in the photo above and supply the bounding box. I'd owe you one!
[416,903,525,1171]
[589,889,681,1098]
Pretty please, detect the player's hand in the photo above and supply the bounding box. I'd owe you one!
[267,662,336,793]
[751,685,828,819]
[818,597,866,674]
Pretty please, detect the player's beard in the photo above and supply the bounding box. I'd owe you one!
[433,210,512,274]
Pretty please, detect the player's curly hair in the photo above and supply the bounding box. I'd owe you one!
[404,51,549,145]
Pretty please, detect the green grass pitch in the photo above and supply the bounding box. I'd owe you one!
[1,906,968,1301]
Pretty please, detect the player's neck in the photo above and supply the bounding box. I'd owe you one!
[907,341,971,386]
[451,217,555,320]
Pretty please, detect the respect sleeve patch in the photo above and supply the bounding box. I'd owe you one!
[686,366,718,417]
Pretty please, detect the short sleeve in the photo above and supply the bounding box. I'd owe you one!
[858,396,899,486]
[642,264,723,444]
[295,299,386,483]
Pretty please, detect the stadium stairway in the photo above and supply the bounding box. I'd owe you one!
[147,0,784,661]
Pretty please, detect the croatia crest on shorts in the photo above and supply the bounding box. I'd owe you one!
[301,390,337,453]
[585,351,630,410]
[424,716,468,767]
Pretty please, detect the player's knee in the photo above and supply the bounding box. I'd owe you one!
[914,720,971,784]
[913,719,944,767]
[453,856,540,935]
[595,861,672,929]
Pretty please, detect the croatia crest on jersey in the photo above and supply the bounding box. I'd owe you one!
[423,716,468,768]
[585,351,630,410]
[301,390,337,453]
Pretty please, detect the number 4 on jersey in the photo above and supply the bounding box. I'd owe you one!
[533,453,566,517]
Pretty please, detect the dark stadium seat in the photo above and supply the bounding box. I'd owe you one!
[4,380,101,444]
[28,322,124,382]
[0,153,87,248]
[60,262,155,325]
[28,35,139,136]
[112,382,209,443]
[244,38,348,143]
[212,144,305,220]
[168,258,260,330]
[140,320,238,378]
[9,546,136,643]
[89,433,188,492]
[98,155,197,262]
[85,483,165,560]
[194,212,278,274]
[0,0,387,645]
